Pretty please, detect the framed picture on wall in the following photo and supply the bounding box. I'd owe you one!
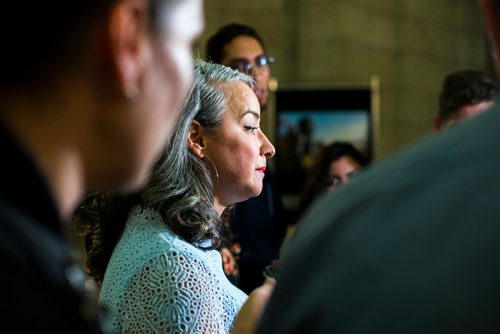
[275,88,374,198]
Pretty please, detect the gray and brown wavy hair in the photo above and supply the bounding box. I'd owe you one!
[75,59,253,283]
[143,59,253,247]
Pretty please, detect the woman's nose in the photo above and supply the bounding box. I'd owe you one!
[260,131,275,158]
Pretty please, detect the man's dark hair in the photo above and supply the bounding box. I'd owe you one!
[205,23,267,63]
[438,70,500,121]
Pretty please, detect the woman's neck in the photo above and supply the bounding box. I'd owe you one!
[213,197,227,217]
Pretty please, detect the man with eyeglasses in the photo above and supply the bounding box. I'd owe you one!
[206,23,287,294]
[206,23,274,109]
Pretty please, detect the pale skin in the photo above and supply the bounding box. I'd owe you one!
[0,0,204,219]
[188,81,275,216]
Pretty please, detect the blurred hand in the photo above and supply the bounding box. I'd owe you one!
[231,242,242,256]
[231,277,276,334]
[220,247,238,276]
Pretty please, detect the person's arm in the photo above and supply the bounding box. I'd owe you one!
[231,277,276,334]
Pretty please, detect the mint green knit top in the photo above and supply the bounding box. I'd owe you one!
[99,206,247,333]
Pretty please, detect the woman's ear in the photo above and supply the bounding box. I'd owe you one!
[188,120,206,158]
[106,0,149,99]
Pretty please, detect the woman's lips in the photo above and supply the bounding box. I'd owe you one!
[256,166,267,173]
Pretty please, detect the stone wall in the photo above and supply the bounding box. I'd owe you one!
[199,0,491,160]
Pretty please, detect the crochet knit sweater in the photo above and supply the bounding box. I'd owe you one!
[99,206,247,333]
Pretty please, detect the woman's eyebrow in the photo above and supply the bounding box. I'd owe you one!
[240,110,260,120]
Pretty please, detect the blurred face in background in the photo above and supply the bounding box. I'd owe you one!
[327,155,362,192]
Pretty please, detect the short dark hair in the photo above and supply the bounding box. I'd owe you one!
[205,23,267,63]
[438,70,499,121]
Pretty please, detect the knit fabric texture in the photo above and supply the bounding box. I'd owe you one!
[99,206,247,333]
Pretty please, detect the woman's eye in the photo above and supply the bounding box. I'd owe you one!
[244,126,259,134]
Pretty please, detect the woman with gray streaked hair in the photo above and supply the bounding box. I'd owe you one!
[75,59,275,333]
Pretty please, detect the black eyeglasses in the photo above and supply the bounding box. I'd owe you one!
[227,55,275,74]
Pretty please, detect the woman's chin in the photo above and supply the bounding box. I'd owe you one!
[249,184,264,198]
[233,187,263,205]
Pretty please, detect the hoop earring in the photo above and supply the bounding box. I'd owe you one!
[203,155,219,184]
